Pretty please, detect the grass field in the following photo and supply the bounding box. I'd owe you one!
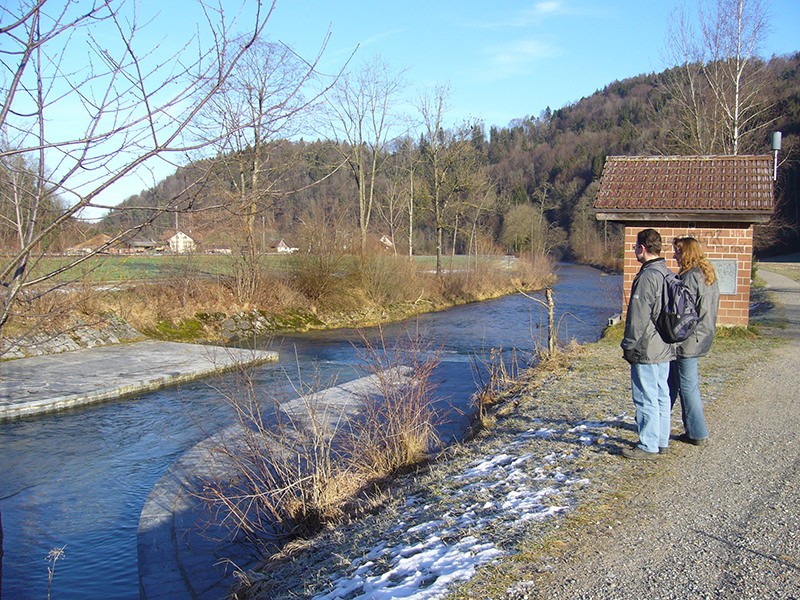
[29,253,288,283]
[28,253,514,284]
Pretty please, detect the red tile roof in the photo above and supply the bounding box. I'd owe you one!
[594,155,775,222]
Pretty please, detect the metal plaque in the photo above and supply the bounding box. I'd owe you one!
[710,259,738,295]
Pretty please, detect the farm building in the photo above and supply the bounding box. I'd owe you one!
[168,231,196,254]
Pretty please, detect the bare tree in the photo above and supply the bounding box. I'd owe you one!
[0,0,289,335]
[327,57,405,254]
[417,85,453,274]
[377,152,406,256]
[530,183,567,257]
[386,136,422,259]
[441,121,493,264]
[501,203,537,254]
[568,180,605,262]
[417,106,492,272]
[662,0,772,154]
[201,37,339,300]
[500,184,565,258]
[417,103,489,273]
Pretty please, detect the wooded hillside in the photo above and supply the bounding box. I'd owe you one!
[100,52,800,262]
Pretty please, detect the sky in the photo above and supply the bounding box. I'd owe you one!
[26,0,800,219]
[262,0,800,130]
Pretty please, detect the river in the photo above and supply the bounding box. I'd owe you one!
[0,264,621,599]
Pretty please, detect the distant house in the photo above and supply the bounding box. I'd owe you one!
[594,155,775,326]
[273,239,298,254]
[125,237,160,253]
[168,231,196,254]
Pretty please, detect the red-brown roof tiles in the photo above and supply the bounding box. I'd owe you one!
[594,155,775,221]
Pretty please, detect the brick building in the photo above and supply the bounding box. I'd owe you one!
[594,155,775,326]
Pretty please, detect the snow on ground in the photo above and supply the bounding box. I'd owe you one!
[308,416,624,600]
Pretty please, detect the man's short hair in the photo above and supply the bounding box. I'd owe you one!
[637,228,662,255]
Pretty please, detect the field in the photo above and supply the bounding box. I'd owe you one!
[28,253,515,284]
[29,253,293,283]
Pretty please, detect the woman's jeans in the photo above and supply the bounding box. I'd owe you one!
[631,362,671,453]
[669,357,709,440]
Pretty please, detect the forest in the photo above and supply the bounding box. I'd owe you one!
[97,51,800,269]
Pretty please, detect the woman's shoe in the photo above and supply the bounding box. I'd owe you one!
[676,433,708,446]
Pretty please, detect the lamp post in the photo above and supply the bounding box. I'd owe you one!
[772,131,782,181]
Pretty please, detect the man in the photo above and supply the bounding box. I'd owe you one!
[621,228,675,459]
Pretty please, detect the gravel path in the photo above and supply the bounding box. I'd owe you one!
[527,267,800,599]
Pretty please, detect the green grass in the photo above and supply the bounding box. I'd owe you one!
[28,253,293,283]
[27,253,515,284]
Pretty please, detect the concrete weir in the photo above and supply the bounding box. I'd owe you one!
[0,340,278,421]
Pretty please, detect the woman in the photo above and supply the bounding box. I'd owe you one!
[669,236,720,445]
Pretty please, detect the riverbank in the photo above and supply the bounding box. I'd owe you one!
[233,266,796,599]
[1,255,554,360]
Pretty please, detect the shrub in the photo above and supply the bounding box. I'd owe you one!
[348,329,441,476]
[200,366,357,548]
[290,251,349,304]
[199,328,441,552]
[357,253,422,305]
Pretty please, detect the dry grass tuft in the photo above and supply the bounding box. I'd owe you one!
[348,329,441,478]
[199,328,442,556]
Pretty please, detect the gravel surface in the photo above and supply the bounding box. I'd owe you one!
[520,267,800,600]
[236,267,800,600]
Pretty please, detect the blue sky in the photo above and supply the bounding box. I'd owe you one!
[45,0,799,217]
[262,0,800,130]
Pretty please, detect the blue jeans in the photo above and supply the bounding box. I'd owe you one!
[669,357,709,440]
[630,362,671,453]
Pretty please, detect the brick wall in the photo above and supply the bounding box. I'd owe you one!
[621,222,754,326]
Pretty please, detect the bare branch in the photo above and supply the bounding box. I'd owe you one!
[0,0,279,332]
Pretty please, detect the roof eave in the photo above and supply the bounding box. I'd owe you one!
[594,210,774,224]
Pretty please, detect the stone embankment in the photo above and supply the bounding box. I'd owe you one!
[0,314,145,359]
[0,309,283,360]
[0,312,280,420]
[0,340,278,420]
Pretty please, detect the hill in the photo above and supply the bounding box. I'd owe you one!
[100,53,800,262]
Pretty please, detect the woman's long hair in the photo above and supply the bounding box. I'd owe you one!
[673,237,717,285]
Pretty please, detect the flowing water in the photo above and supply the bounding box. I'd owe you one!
[0,264,621,599]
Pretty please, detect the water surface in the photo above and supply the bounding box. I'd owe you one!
[0,263,621,599]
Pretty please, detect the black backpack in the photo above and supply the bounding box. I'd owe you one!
[655,271,699,343]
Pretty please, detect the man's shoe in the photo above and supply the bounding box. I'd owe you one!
[676,434,708,446]
[659,446,669,454]
[622,447,660,460]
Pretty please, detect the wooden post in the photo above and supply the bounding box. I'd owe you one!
[546,287,556,355]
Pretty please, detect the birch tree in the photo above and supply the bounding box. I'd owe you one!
[662,0,771,154]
